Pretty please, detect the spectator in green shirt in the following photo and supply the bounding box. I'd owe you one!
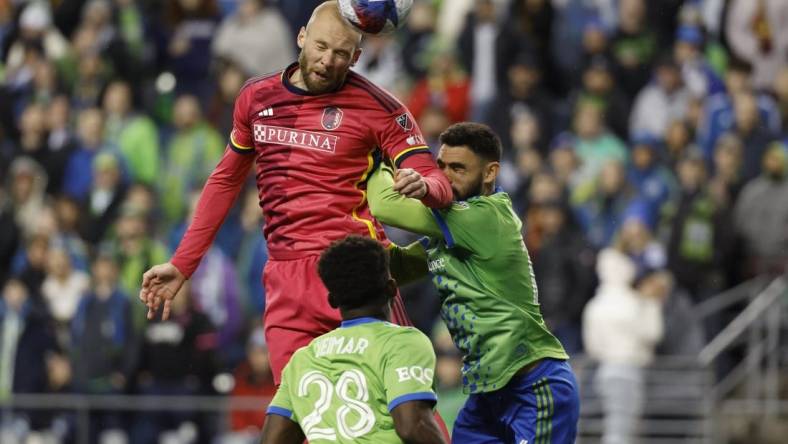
[102,80,160,185]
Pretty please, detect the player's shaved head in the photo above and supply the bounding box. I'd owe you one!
[292,1,363,94]
[306,1,362,47]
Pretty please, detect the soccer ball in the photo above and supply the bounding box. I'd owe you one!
[337,0,413,35]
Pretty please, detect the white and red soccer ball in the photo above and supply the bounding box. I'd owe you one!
[337,0,413,35]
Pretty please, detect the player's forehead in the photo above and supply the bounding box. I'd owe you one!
[437,144,478,165]
[306,13,361,52]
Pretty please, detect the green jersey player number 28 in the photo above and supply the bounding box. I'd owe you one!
[260,237,447,444]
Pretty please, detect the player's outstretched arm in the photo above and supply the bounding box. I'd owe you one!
[139,262,186,320]
[258,414,305,444]
[391,400,448,444]
[368,165,442,238]
[140,148,253,319]
[169,148,255,278]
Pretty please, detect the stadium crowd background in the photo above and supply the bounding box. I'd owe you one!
[0,0,787,442]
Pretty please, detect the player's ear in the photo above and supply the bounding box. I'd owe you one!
[351,48,362,67]
[484,161,500,186]
[297,26,306,49]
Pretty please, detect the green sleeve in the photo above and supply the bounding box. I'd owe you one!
[366,165,443,238]
[381,329,437,412]
[268,359,296,421]
[387,241,428,286]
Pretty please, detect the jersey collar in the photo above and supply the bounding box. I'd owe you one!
[340,317,384,328]
[282,62,346,96]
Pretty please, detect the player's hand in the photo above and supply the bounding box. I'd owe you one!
[393,168,428,199]
[139,262,186,321]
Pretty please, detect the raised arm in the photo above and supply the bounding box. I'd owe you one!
[367,165,443,238]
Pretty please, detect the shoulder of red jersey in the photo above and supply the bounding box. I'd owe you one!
[239,69,286,95]
[345,70,404,114]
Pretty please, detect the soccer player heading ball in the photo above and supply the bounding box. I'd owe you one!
[261,236,446,444]
[138,0,451,386]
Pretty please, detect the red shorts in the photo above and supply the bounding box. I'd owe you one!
[262,255,413,384]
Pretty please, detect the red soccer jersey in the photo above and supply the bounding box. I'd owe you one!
[171,63,451,276]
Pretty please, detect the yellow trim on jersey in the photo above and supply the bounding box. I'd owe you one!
[351,151,378,240]
[230,132,254,151]
[393,145,430,165]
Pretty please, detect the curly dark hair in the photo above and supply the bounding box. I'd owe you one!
[318,235,390,311]
[439,122,502,162]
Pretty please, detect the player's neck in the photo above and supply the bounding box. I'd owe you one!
[482,181,496,196]
[289,68,308,90]
[340,307,390,324]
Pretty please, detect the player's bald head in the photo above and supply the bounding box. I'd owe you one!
[306,1,362,48]
[295,1,363,93]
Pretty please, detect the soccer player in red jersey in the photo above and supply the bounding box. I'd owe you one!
[139,2,451,383]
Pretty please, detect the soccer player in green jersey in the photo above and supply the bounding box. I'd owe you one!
[367,122,580,443]
[260,236,447,444]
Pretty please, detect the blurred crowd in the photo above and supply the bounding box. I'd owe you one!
[1,0,787,442]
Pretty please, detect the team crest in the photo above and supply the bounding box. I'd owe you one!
[395,113,413,132]
[321,106,343,131]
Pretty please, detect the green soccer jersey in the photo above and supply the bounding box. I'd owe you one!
[367,166,568,394]
[267,318,437,443]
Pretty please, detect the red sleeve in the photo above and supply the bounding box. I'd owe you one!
[365,85,451,208]
[171,148,254,277]
[373,106,432,168]
[229,82,255,153]
[171,87,256,277]
[399,152,452,209]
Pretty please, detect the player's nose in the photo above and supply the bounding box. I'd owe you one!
[319,53,334,68]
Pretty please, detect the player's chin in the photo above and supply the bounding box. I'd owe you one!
[308,74,339,92]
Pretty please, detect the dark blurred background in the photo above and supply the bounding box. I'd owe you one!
[0,0,787,443]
